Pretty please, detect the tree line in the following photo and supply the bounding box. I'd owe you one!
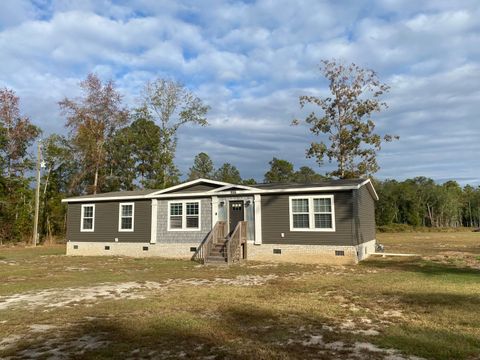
[375,178,480,229]
[2,59,475,244]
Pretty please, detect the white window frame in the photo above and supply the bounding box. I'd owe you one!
[289,195,335,232]
[118,202,135,232]
[80,204,95,232]
[167,200,201,231]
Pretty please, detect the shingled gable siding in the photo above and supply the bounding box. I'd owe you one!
[353,185,376,245]
[261,191,354,246]
[156,198,212,244]
[167,183,222,193]
[66,200,151,243]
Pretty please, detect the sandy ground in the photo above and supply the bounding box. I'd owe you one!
[0,273,425,359]
[0,275,279,311]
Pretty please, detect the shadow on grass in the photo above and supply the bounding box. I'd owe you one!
[377,324,480,360]
[3,302,478,360]
[363,257,480,277]
[384,290,480,309]
[1,307,334,360]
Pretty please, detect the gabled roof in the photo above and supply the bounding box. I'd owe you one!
[146,178,260,197]
[253,179,366,189]
[62,178,378,202]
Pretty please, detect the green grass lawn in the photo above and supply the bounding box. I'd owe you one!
[0,233,479,359]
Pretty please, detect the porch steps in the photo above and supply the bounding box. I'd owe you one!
[206,242,228,264]
[205,255,228,264]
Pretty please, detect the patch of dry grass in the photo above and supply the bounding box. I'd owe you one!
[1,234,479,359]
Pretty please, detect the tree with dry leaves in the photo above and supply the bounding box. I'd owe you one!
[0,88,40,178]
[139,79,210,188]
[59,74,129,194]
[293,59,398,179]
[0,88,40,243]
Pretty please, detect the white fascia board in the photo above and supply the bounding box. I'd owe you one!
[150,185,361,198]
[145,178,235,197]
[207,184,261,193]
[62,195,150,203]
[359,179,379,201]
[62,183,373,203]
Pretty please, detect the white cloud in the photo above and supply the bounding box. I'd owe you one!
[0,0,479,183]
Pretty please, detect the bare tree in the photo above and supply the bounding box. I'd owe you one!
[140,79,209,188]
[293,59,398,179]
[59,74,129,194]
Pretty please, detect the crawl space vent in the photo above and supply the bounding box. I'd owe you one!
[335,250,345,256]
[273,248,282,254]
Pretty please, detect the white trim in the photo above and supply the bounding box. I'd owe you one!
[63,179,379,202]
[254,194,262,244]
[167,200,202,231]
[147,178,241,197]
[147,186,363,199]
[80,204,95,232]
[207,184,259,193]
[289,195,336,232]
[118,202,135,232]
[63,195,151,203]
[211,196,219,227]
[150,199,158,244]
[361,179,379,200]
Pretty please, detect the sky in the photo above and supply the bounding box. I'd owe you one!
[0,0,479,184]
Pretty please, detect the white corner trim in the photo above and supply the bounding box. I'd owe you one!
[166,199,202,231]
[254,194,262,244]
[289,194,336,232]
[118,202,135,232]
[150,199,158,244]
[211,196,219,227]
[80,204,95,232]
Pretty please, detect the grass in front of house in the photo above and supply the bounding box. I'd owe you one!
[1,232,479,359]
[377,230,480,255]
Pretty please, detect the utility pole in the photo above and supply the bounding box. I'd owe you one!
[33,140,42,247]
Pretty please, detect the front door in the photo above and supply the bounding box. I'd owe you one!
[229,200,244,234]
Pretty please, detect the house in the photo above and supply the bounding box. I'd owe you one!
[62,178,378,265]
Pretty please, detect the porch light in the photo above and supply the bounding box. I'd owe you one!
[245,200,251,206]
[219,201,225,207]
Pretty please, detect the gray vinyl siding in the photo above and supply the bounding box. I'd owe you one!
[66,200,151,243]
[353,185,376,244]
[171,183,221,193]
[261,191,354,246]
[156,198,212,244]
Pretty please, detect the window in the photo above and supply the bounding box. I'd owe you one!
[291,198,310,229]
[118,203,134,231]
[168,200,201,231]
[81,204,95,232]
[289,195,335,232]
